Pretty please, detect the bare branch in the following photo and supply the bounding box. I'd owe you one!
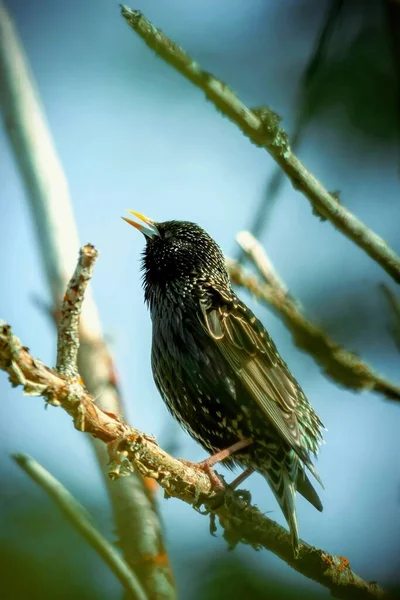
[13,453,148,600]
[0,5,176,597]
[56,244,99,377]
[235,0,344,263]
[0,320,385,599]
[381,284,400,351]
[236,231,288,294]
[121,6,400,285]
[227,232,400,402]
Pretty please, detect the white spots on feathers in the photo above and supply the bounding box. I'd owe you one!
[225,376,236,399]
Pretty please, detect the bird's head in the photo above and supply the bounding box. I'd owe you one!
[123,211,229,304]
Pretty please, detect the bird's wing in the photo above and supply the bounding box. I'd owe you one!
[199,284,322,477]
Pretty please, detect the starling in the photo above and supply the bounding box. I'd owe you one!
[123,211,324,553]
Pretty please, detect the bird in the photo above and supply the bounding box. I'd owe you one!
[123,211,324,554]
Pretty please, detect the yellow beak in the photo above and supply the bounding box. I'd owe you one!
[122,210,160,238]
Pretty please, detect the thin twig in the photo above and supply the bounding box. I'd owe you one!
[381,284,400,351]
[227,232,400,402]
[56,244,99,376]
[236,231,288,293]
[303,0,344,83]
[235,0,345,262]
[0,5,176,597]
[121,6,400,284]
[13,453,148,600]
[0,321,385,600]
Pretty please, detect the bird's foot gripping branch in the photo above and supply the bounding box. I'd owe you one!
[0,244,385,600]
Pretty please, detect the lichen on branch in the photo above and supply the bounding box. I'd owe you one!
[226,232,400,402]
[121,5,400,285]
[0,244,386,600]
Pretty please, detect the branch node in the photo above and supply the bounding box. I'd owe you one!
[121,4,400,284]
[0,320,387,598]
[251,106,291,158]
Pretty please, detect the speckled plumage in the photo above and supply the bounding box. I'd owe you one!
[139,219,324,552]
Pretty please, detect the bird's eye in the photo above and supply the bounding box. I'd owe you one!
[162,230,173,240]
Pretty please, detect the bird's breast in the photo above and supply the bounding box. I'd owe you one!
[149,301,265,455]
[151,300,208,366]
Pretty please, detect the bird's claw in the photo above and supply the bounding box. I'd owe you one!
[178,457,225,492]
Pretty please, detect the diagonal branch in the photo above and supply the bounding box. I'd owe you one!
[236,0,345,263]
[226,232,400,402]
[13,453,148,600]
[0,244,386,600]
[121,6,400,285]
[381,284,400,351]
[0,5,176,597]
[0,319,385,600]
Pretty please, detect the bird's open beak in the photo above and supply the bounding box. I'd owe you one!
[122,210,160,238]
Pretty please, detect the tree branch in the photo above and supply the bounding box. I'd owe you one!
[236,231,288,294]
[13,453,148,600]
[236,0,345,263]
[56,244,99,377]
[0,243,386,599]
[381,284,400,351]
[226,232,400,402]
[0,5,176,597]
[0,319,385,599]
[121,6,400,285]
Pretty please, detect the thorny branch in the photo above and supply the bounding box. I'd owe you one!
[227,232,400,402]
[0,246,385,600]
[121,6,400,285]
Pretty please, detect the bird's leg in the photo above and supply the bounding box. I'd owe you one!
[229,467,254,490]
[200,438,253,468]
[197,462,225,491]
[180,438,253,492]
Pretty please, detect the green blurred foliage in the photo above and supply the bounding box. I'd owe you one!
[303,27,397,139]
[195,554,321,600]
[0,493,118,599]
[0,500,323,600]
[2,2,400,599]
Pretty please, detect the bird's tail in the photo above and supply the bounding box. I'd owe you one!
[296,466,323,512]
[264,455,324,555]
[263,454,300,554]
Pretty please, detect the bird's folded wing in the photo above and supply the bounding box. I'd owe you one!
[199,284,322,481]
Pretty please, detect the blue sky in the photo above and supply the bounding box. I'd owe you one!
[1,1,400,597]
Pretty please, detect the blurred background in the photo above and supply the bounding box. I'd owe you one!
[1,0,400,598]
